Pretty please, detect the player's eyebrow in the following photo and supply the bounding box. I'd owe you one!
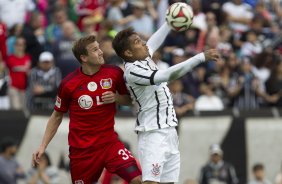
[89,43,99,50]
[133,36,141,44]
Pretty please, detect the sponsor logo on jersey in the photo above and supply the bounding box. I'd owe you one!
[75,180,84,184]
[100,78,112,89]
[87,81,97,92]
[55,96,61,108]
[151,163,161,176]
[78,95,93,109]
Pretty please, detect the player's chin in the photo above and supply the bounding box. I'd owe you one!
[99,58,105,64]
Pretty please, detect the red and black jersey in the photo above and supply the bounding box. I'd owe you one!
[54,65,129,148]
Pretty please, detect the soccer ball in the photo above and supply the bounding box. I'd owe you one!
[166,2,194,32]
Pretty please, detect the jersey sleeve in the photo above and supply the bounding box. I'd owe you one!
[54,81,71,113]
[126,64,157,86]
[115,67,129,95]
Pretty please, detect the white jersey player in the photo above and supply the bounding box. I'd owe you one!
[112,23,219,184]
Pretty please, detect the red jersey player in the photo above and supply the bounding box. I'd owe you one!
[32,35,142,184]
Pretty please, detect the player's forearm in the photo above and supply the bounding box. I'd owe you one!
[39,172,50,184]
[147,23,171,55]
[40,111,63,149]
[153,53,205,83]
[27,173,39,184]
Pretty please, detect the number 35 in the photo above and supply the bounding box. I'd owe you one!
[118,148,133,160]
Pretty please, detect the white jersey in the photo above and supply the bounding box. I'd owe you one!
[124,57,178,132]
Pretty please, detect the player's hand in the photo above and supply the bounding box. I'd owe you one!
[101,91,116,104]
[204,49,220,62]
[32,147,45,167]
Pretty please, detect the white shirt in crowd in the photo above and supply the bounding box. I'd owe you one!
[0,0,35,29]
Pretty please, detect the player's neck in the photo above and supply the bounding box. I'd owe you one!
[81,65,101,75]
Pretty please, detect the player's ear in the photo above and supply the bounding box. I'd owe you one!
[80,55,87,63]
[124,50,133,58]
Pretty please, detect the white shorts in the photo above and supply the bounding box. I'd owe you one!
[137,127,180,183]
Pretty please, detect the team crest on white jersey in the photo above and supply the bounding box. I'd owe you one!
[100,78,112,89]
[78,95,93,109]
[87,82,97,92]
[55,96,61,108]
[151,163,161,176]
[75,180,84,184]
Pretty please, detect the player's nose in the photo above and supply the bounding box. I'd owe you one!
[142,40,146,45]
[99,49,103,55]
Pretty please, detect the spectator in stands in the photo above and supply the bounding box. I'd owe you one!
[75,0,107,31]
[169,79,195,133]
[52,21,81,78]
[184,27,201,55]
[0,0,35,30]
[156,0,168,28]
[195,83,224,111]
[199,144,238,184]
[248,163,272,184]
[0,21,7,62]
[143,0,158,22]
[222,0,254,52]
[191,0,208,32]
[26,51,61,111]
[0,22,7,109]
[163,31,186,61]
[6,36,31,110]
[100,36,123,67]
[26,152,60,184]
[152,49,169,70]
[240,30,262,58]
[45,6,69,45]
[205,12,220,50]
[0,137,25,184]
[128,1,154,39]
[217,26,233,58]
[182,64,208,98]
[0,62,9,110]
[265,59,282,107]
[6,24,23,55]
[251,51,273,93]
[22,11,46,67]
[253,2,272,27]
[222,0,254,34]
[81,18,98,37]
[275,162,282,184]
[211,63,233,107]
[44,0,66,24]
[228,57,262,109]
[106,0,136,32]
[171,48,187,65]
[201,0,227,25]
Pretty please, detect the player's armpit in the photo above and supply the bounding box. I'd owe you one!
[116,94,132,106]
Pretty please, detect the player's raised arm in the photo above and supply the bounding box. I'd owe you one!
[147,23,171,56]
[153,49,219,83]
[32,110,63,167]
[124,49,219,86]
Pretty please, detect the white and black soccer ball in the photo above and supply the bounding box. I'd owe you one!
[165,2,194,32]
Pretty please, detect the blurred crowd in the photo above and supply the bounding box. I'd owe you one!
[0,0,281,112]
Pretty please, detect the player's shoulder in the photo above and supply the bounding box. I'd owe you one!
[125,60,148,70]
[60,68,80,87]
